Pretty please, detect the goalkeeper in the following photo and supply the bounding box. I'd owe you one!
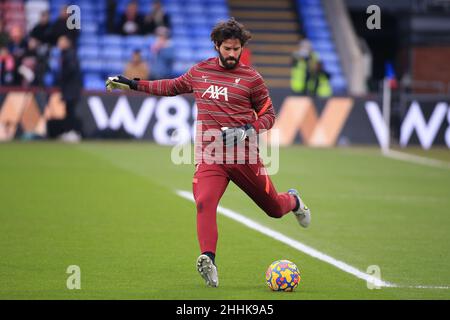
[106,18,311,288]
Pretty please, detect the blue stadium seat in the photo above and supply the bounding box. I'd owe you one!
[79,35,99,46]
[82,22,98,34]
[304,17,328,28]
[101,46,123,60]
[302,0,322,3]
[81,59,103,73]
[47,0,231,87]
[76,2,96,11]
[44,72,54,87]
[322,60,342,74]
[316,50,339,63]
[192,26,210,37]
[186,5,204,15]
[49,57,60,73]
[189,17,209,27]
[330,76,347,93]
[312,40,335,52]
[193,49,215,61]
[165,3,182,14]
[49,47,61,59]
[83,73,105,90]
[172,28,189,37]
[78,46,100,59]
[101,35,123,46]
[102,60,125,75]
[170,14,185,24]
[124,36,149,49]
[171,37,194,50]
[173,61,194,76]
[297,0,347,93]
[193,41,213,51]
[304,26,331,40]
[174,49,194,62]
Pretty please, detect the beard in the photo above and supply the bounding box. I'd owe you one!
[219,52,241,69]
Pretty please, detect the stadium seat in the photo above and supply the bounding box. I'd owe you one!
[124,36,149,49]
[174,49,194,62]
[296,0,347,93]
[44,72,54,87]
[81,59,103,73]
[78,46,100,59]
[101,46,123,60]
[193,49,215,62]
[84,73,106,90]
[316,50,340,63]
[173,61,194,76]
[79,35,99,46]
[322,60,342,74]
[101,35,123,47]
[42,0,230,88]
[102,60,125,75]
[312,40,335,52]
[82,22,98,34]
[330,76,347,94]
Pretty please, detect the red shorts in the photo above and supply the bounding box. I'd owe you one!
[192,161,295,254]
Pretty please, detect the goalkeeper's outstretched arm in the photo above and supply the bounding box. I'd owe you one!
[105,72,193,96]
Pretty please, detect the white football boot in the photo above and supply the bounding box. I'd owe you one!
[288,189,311,228]
[196,254,219,287]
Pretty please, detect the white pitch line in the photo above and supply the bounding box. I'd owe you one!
[176,190,394,288]
[383,149,450,170]
[176,190,450,290]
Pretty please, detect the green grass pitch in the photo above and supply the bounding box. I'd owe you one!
[0,142,449,299]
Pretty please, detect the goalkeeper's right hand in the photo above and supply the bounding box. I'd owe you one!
[105,75,138,91]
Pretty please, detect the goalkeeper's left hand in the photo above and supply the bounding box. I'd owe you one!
[105,75,138,91]
[221,124,256,147]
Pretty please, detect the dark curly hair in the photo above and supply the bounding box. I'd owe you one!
[210,17,252,47]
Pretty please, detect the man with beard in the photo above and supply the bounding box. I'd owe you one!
[105,18,311,288]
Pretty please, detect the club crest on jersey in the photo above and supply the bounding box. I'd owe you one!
[201,85,229,101]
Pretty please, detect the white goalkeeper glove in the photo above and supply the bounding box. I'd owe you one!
[105,75,138,91]
[221,124,256,147]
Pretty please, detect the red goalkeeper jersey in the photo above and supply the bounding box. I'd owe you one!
[136,57,275,163]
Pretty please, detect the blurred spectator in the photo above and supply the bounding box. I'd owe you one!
[117,1,144,35]
[124,49,150,80]
[30,11,52,45]
[143,0,171,34]
[106,0,118,34]
[56,35,82,142]
[150,26,174,79]
[17,37,38,87]
[0,24,9,48]
[0,46,15,86]
[18,37,49,87]
[7,25,27,85]
[290,37,319,95]
[49,6,80,46]
[308,61,332,97]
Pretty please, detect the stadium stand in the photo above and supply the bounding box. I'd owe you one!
[6,0,346,92]
[228,0,301,89]
[46,0,228,90]
[295,0,347,94]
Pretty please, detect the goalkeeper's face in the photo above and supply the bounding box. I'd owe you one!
[216,38,243,70]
